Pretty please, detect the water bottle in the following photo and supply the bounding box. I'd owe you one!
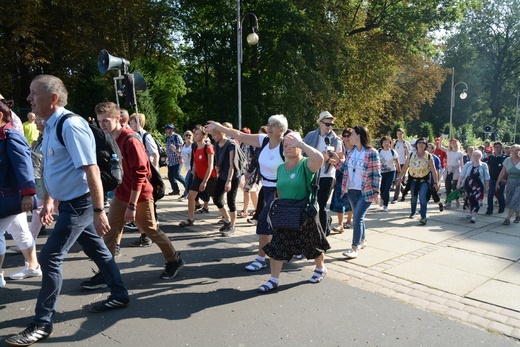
[110,153,122,184]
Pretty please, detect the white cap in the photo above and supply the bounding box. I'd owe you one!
[317,111,335,124]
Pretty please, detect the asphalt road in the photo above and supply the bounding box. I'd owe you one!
[1,223,518,346]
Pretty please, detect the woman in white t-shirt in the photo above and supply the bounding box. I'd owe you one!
[378,136,400,212]
[438,138,464,208]
[204,115,287,272]
[341,126,381,260]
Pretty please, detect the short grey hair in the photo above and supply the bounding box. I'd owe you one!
[268,114,288,133]
[32,75,68,107]
[472,149,482,159]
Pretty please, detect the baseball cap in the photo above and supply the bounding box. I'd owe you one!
[164,124,176,130]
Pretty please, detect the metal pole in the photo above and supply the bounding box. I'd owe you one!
[515,92,519,144]
[449,67,455,140]
[237,0,242,130]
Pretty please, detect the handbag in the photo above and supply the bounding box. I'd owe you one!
[0,188,23,219]
[267,165,320,232]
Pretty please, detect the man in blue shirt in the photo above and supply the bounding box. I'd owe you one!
[5,75,129,347]
[165,123,185,195]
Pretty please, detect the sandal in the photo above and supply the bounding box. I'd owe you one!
[245,259,267,271]
[258,279,278,293]
[237,211,248,218]
[195,203,202,210]
[332,226,344,233]
[179,219,194,227]
[503,219,511,225]
[196,207,209,214]
[248,211,255,216]
[309,268,327,283]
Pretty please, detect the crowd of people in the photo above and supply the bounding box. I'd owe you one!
[1,74,519,346]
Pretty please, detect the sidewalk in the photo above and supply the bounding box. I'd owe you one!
[159,192,520,340]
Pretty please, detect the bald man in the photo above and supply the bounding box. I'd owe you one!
[23,112,39,146]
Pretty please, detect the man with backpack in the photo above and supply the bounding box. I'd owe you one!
[303,111,344,236]
[127,113,159,248]
[5,75,129,347]
[80,102,184,291]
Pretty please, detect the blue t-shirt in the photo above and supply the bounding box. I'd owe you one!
[42,107,97,201]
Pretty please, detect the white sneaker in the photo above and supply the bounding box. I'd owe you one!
[0,272,6,287]
[342,248,358,259]
[9,245,21,253]
[9,263,42,280]
[383,206,388,212]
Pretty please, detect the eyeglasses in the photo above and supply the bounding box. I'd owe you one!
[321,122,334,127]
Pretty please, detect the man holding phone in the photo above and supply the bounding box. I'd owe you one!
[303,111,344,235]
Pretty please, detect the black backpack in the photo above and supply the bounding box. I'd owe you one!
[143,132,167,168]
[123,134,165,202]
[56,113,122,192]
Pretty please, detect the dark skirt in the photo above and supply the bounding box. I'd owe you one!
[263,216,331,262]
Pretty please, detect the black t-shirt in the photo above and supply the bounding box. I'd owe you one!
[215,140,238,180]
[487,154,508,180]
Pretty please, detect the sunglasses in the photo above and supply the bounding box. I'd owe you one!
[342,134,350,138]
[185,134,192,137]
[321,122,334,127]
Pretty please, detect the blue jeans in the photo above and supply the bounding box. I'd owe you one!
[33,195,128,327]
[183,170,193,198]
[410,180,429,219]
[347,189,372,248]
[167,164,185,193]
[380,171,395,207]
[487,179,505,212]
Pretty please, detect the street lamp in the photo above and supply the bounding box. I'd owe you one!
[514,92,519,143]
[237,0,259,130]
[449,67,469,139]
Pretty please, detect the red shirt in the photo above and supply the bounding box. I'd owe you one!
[114,127,153,202]
[193,144,217,179]
[434,148,447,169]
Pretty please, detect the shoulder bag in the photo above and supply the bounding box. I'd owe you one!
[267,165,319,232]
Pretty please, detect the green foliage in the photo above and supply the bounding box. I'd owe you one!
[456,123,481,148]
[132,57,187,131]
[419,122,435,143]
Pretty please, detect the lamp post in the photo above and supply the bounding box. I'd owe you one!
[515,92,519,143]
[449,67,468,139]
[237,0,259,130]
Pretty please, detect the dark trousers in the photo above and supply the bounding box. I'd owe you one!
[487,179,505,212]
[381,171,396,207]
[167,164,185,193]
[213,177,240,211]
[34,196,127,326]
[318,177,334,233]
